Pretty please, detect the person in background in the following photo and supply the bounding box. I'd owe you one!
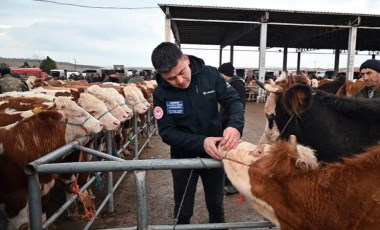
[103,70,120,83]
[128,71,145,83]
[218,62,246,195]
[0,67,29,93]
[151,42,244,227]
[356,59,380,98]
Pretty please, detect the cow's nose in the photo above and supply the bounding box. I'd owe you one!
[114,120,120,126]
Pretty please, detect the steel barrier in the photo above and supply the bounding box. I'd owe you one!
[25,109,275,230]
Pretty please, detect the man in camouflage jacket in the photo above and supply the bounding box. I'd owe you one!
[0,67,28,93]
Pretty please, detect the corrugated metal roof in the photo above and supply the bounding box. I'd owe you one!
[159,4,380,51]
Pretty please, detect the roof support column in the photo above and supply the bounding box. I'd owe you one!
[230,45,234,65]
[219,45,223,66]
[346,26,357,80]
[296,50,301,74]
[165,7,171,42]
[282,47,288,73]
[334,49,340,77]
[258,21,268,102]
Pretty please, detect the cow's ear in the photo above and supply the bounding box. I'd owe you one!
[282,84,313,116]
[70,89,80,102]
[288,135,297,146]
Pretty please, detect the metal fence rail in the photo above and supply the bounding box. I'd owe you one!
[27,157,275,230]
[25,109,156,230]
[25,108,275,230]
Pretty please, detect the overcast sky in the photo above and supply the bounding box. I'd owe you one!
[1,0,380,70]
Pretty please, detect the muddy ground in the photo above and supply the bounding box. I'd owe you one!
[55,102,272,230]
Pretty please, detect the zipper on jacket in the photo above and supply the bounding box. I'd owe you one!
[196,85,198,94]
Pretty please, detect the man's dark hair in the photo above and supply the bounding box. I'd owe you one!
[151,42,183,73]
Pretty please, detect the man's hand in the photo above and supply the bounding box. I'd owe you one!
[219,127,241,151]
[203,137,223,160]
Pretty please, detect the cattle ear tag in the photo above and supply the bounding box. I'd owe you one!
[32,107,43,114]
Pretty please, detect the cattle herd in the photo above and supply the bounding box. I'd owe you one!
[1,73,380,230]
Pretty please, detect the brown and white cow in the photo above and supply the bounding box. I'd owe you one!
[122,84,150,114]
[221,135,380,230]
[336,79,366,97]
[100,87,133,120]
[86,85,130,122]
[0,92,120,132]
[0,97,103,229]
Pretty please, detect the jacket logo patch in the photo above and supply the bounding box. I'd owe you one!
[166,101,184,114]
[154,106,164,119]
[203,90,215,95]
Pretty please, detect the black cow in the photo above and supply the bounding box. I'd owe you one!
[259,75,346,145]
[262,82,380,162]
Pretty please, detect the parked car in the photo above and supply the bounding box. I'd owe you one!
[316,71,326,78]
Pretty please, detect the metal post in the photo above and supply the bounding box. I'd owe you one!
[258,22,268,102]
[147,109,152,148]
[106,131,114,213]
[135,171,148,230]
[230,45,234,65]
[282,47,288,73]
[334,49,340,77]
[219,45,223,67]
[346,26,357,80]
[165,7,171,42]
[133,114,139,157]
[28,173,42,230]
[297,51,301,74]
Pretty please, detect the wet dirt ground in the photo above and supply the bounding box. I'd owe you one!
[55,102,273,230]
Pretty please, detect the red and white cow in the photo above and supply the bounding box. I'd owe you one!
[122,84,150,114]
[100,87,133,120]
[220,135,380,230]
[0,97,102,229]
[86,85,130,122]
[336,79,366,97]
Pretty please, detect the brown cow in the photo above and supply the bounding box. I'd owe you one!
[336,79,366,97]
[221,135,380,230]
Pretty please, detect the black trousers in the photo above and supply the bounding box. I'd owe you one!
[171,167,226,225]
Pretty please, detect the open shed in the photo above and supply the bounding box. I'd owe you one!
[159,4,380,86]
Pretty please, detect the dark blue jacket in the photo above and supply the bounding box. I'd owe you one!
[153,55,244,159]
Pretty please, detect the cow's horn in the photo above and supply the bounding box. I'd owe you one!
[256,80,284,93]
[256,80,266,89]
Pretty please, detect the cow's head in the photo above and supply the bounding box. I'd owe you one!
[258,75,346,144]
[253,135,319,179]
[220,136,317,227]
[122,85,150,114]
[101,87,133,120]
[86,85,130,122]
[53,97,103,142]
[76,93,120,131]
[218,141,261,202]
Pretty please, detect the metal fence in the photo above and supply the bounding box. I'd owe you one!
[25,109,275,230]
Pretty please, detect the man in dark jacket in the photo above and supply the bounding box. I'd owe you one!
[356,59,380,98]
[218,62,246,195]
[151,42,244,227]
